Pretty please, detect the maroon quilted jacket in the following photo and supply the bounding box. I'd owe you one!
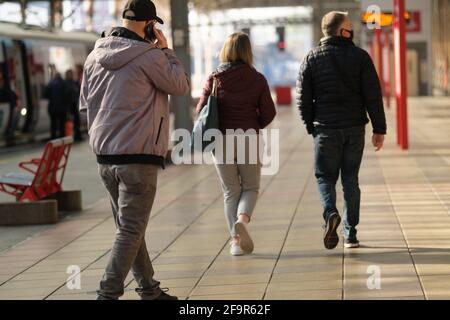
[196,62,276,133]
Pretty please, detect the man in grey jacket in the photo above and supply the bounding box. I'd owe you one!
[79,0,190,300]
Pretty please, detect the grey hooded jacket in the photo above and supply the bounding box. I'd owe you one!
[79,31,190,167]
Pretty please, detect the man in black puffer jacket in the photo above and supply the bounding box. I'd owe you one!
[297,11,387,250]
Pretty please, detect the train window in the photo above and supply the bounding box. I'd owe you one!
[0,2,50,27]
[26,1,50,28]
[0,55,11,135]
[0,2,21,24]
[1,43,11,98]
[9,42,29,130]
[49,47,74,75]
[31,42,70,84]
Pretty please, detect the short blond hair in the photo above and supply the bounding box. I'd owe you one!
[219,32,253,66]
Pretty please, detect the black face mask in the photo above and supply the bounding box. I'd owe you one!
[340,28,354,40]
[144,22,156,42]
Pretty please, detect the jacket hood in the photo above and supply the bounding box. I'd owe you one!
[93,36,156,71]
[213,63,259,93]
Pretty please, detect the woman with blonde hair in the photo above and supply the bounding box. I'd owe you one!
[196,32,276,256]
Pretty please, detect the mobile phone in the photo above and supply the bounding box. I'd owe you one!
[144,24,156,42]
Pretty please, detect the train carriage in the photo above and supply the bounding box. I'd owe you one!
[0,22,97,146]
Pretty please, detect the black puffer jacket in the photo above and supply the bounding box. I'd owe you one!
[296,36,386,135]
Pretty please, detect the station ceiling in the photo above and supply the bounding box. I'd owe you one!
[22,0,360,12]
[191,0,360,11]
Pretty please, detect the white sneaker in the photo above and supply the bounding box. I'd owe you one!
[230,242,244,256]
[235,221,254,254]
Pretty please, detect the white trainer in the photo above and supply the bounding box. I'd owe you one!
[235,221,254,254]
[230,242,244,256]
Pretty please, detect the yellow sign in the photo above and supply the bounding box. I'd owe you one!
[361,12,411,27]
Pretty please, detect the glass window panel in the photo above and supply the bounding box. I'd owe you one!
[0,2,22,24]
[26,1,50,27]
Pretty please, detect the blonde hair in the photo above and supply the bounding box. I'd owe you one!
[219,32,253,66]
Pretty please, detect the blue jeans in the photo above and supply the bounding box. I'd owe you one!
[313,125,365,239]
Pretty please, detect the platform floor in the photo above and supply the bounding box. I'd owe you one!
[0,97,449,300]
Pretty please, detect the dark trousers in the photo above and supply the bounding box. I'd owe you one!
[50,112,66,139]
[97,164,161,300]
[313,125,365,239]
[70,104,82,140]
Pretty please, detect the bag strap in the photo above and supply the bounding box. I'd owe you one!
[211,77,218,97]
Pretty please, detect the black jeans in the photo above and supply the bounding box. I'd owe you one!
[70,104,82,140]
[313,125,365,239]
[50,112,66,139]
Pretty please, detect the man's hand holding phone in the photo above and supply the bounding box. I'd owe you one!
[153,27,168,49]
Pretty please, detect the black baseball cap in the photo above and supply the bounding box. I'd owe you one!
[122,0,164,24]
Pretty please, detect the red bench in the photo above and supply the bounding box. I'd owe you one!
[0,137,73,202]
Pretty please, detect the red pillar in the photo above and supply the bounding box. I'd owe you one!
[383,30,391,108]
[374,28,385,100]
[393,0,408,150]
[367,35,376,61]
